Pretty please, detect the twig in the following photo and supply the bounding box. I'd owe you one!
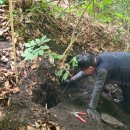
[62,23,91,64]
[9,0,18,83]
[62,0,93,61]
[57,1,86,18]
[92,0,95,21]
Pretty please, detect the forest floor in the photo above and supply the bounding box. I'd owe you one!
[0,1,130,130]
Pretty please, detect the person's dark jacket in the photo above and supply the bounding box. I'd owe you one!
[72,52,130,109]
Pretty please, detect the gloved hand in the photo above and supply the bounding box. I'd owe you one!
[63,79,71,84]
[60,79,72,87]
[87,107,100,121]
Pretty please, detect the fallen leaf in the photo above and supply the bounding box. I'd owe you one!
[3,72,10,77]
[0,111,5,118]
[56,126,61,130]
[1,56,9,63]
[31,64,38,69]
[51,77,56,81]
[41,127,46,130]
[27,126,36,130]
[13,87,20,94]
[4,80,11,88]
[19,126,26,130]
[26,89,32,96]
[32,82,37,86]
[0,90,9,97]
[35,122,40,128]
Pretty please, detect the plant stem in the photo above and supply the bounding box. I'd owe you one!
[93,0,95,21]
[62,0,93,61]
[9,0,18,83]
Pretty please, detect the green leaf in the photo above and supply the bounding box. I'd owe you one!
[30,40,36,46]
[41,36,47,42]
[24,43,31,47]
[0,0,5,5]
[33,52,39,59]
[35,38,41,44]
[33,48,41,53]
[23,48,32,55]
[41,45,49,50]
[114,12,124,19]
[70,56,78,67]
[104,0,112,5]
[42,38,51,43]
[56,55,63,60]
[38,50,44,55]
[62,72,69,81]
[24,53,34,61]
[56,69,63,77]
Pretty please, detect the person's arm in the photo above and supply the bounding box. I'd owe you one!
[70,71,87,81]
[89,68,108,109]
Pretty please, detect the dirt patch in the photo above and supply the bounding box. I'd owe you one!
[32,78,61,108]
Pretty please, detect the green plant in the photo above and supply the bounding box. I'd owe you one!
[70,56,78,68]
[0,0,5,4]
[23,36,50,61]
[25,1,49,13]
[48,52,63,65]
[56,56,78,81]
[56,65,70,81]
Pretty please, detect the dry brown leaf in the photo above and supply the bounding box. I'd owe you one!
[13,87,20,94]
[18,126,26,130]
[1,56,9,63]
[32,82,37,86]
[49,121,58,126]
[31,64,38,69]
[56,126,61,130]
[4,80,11,88]
[27,126,36,130]
[0,90,9,97]
[0,111,5,118]
[35,122,40,128]
[26,89,32,96]
[23,70,28,77]
[19,61,26,68]
[2,72,9,77]
[51,77,56,81]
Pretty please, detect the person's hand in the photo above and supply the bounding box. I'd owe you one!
[60,79,72,87]
[63,79,71,84]
[87,107,100,121]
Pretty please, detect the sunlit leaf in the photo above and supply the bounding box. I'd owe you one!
[38,50,44,55]
[30,40,36,46]
[35,38,41,43]
[25,43,31,47]
[40,45,49,50]
[56,69,63,77]
[62,72,69,81]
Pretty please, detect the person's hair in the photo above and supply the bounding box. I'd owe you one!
[76,52,96,69]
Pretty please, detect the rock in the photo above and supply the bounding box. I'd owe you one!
[101,113,126,129]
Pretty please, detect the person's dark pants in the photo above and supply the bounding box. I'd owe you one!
[120,85,130,112]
